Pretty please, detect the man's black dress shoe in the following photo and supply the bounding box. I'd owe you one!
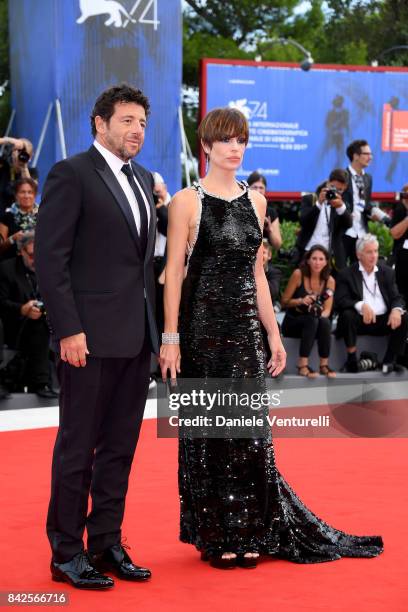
[29,384,59,399]
[0,384,10,399]
[90,544,151,581]
[382,362,406,375]
[51,551,114,590]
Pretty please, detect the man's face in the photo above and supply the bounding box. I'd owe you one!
[354,144,373,169]
[95,102,146,161]
[21,242,35,271]
[16,184,36,210]
[357,241,379,271]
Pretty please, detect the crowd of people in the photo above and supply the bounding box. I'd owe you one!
[0,133,406,398]
[249,139,408,378]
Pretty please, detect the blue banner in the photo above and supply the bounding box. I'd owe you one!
[203,61,408,196]
[9,0,182,196]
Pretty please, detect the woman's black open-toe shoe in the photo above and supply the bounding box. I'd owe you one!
[237,553,259,569]
[200,551,237,569]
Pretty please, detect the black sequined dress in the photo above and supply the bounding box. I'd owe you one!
[178,181,383,562]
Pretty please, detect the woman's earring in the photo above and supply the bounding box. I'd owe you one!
[205,153,209,173]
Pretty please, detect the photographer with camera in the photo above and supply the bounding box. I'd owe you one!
[0,137,38,214]
[335,234,407,374]
[0,178,38,260]
[248,171,282,250]
[295,169,352,271]
[343,139,390,264]
[0,231,57,397]
[281,245,336,378]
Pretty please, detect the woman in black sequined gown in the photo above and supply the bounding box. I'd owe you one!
[160,108,383,568]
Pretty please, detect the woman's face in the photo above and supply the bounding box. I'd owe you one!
[206,136,246,171]
[249,180,266,195]
[16,184,36,211]
[308,250,327,275]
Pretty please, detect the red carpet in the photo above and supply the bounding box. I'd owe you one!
[1,421,407,611]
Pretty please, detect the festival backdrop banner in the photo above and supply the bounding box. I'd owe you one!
[9,0,182,195]
[201,59,408,198]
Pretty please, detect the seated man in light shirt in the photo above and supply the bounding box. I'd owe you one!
[335,234,407,374]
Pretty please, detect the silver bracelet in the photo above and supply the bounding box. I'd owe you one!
[162,332,180,344]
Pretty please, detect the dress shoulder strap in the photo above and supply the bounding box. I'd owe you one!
[192,181,205,199]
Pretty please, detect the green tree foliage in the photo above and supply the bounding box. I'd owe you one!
[182,0,408,155]
[184,0,408,87]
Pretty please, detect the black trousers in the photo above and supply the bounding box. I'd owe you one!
[343,235,358,264]
[395,250,408,306]
[336,309,408,358]
[46,336,151,562]
[18,318,50,387]
[0,317,3,364]
[282,314,331,358]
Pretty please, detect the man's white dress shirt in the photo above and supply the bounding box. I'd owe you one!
[93,139,150,235]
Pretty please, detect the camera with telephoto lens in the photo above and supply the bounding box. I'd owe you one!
[358,351,379,372]
[308,289,333,318]
[0,143,29,165]
[325,187,339,201]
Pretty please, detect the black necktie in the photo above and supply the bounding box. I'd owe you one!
[121,164,148,253]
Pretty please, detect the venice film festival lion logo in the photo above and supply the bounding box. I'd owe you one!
[77,0,136,28]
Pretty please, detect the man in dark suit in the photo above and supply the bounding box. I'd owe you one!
[342,139,390,263]
[35,84,159,590]
[295,169,352,271]
[335,234,407,373]
[0,232,56,397]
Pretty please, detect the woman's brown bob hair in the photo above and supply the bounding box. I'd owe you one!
[198,108,249,148]
[300,244,331,281]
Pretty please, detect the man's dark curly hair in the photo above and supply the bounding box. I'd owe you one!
[346,139,369,162]
[90,83,150,137]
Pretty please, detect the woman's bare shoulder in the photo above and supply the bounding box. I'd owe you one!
[249,189,267,215]
[169,187,198,217]
[291,268,302,283]
[170,187,198,205]
[327,275,336,289]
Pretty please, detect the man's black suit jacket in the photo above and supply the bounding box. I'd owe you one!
[35,145,159,358]
[296,193,352,270]
[335,261,405,313]
[0,255,40,346]
[342,168,372,232]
